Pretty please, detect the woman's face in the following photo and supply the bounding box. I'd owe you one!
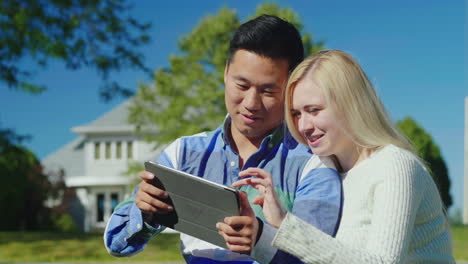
[291,74,354,157]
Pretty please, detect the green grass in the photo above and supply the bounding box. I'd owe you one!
[1,226,467,262]
[451,225,468,261]
[0,231,184,263]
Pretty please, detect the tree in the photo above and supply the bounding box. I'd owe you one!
[396,117,452,210]
[0,128,51,230]
[128,2,324,143]
[0,0,152,101]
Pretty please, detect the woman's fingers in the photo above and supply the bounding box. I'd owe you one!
[232,179,267,195]
[232,178,251,187]
[239,167,271,179]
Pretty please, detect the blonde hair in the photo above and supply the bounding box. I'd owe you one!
[285,50,415,155]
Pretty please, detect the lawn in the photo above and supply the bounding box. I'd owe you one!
[0,225,467,262]
[451,225,468,261]
[0,231,183,262]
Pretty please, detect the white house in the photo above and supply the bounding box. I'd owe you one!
[42,99,165,232]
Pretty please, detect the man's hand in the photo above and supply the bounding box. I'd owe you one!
[135,170,174,217]
[216,191,259,254]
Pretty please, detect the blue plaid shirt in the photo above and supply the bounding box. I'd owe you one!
[104,118,342,263]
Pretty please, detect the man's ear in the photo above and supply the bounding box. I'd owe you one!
[224,63,229,84]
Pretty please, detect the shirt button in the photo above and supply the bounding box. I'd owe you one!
[137,223,141,229]
[230,161,235,167]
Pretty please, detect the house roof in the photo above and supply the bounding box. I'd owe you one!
[72,99,135,134]
[42,99,134,179]
[41,136,86,182]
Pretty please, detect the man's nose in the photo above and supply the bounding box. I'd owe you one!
[243,88,261,111]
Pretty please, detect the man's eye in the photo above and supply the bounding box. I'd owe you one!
[236,83,248,89]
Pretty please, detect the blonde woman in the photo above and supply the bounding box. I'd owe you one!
[216,50,454,263]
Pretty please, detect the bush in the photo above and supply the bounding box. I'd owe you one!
[51,214,79,233]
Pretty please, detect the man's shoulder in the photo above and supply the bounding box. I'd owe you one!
[177,127,222,146]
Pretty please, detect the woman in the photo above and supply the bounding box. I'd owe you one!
[217,50,454,263]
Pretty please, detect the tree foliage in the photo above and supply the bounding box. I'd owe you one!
[129,2,324,143]
[396,117,452,210]
[0,128,51,230]
[0,0,152,100]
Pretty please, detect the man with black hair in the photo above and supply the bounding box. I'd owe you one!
[105,15,341,264]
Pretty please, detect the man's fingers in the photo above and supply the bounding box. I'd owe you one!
[137,190,173,213]
[139,170,155,181]
[139,181,169,199]
[226,244,252,254]
[136,200,163,214]
[219,231,252,245]
[217,221,252,237]
[238,191,255,217]
[252,195,264,206]
[224,216,254,228]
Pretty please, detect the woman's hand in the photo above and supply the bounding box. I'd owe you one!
[217,191,259,254]
[233,167,286,228]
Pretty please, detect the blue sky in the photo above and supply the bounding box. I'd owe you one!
[0,1,465,214]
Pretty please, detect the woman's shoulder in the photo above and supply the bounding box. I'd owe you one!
[367,144,429,181]
[372,144,421,165]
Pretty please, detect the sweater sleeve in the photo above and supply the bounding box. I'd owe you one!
[252,155,342,263]
[272,150,448,264]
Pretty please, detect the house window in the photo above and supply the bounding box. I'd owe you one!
[111,193,119,213]
[127,141,133,159]
[116,142,122,159]
[97,193,105,222]
[94,142,100,159]
[105,142,111,159]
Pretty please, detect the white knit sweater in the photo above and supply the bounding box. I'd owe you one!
[271,145,454,263]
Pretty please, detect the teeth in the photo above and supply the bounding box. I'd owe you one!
[309,135,322,141]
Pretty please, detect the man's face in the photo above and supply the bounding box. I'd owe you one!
[224,49,290,141]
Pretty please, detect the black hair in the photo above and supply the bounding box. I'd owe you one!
[227,14,304,72]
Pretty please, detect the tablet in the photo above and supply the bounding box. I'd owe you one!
[144,161,240,249]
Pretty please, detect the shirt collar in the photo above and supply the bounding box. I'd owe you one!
[220,115,285,151]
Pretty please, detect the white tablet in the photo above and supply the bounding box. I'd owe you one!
[144,161,240,248]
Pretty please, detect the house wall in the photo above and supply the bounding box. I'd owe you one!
[85,135,139,178]
[76,136,165,231]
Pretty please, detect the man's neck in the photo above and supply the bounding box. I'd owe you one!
[229,126,265,168]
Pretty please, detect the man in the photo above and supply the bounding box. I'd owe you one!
[104,15,341,264]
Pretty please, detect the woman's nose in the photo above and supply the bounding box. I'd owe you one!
[298,114,314,133]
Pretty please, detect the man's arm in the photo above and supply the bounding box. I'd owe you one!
[104,191,165,256]
[104,140,181,256]
[290,156,342,236]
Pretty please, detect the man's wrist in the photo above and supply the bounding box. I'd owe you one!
[142,211,153,224]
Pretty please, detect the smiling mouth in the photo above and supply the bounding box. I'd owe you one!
[241,114,260,123]
[307,134,323,143]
